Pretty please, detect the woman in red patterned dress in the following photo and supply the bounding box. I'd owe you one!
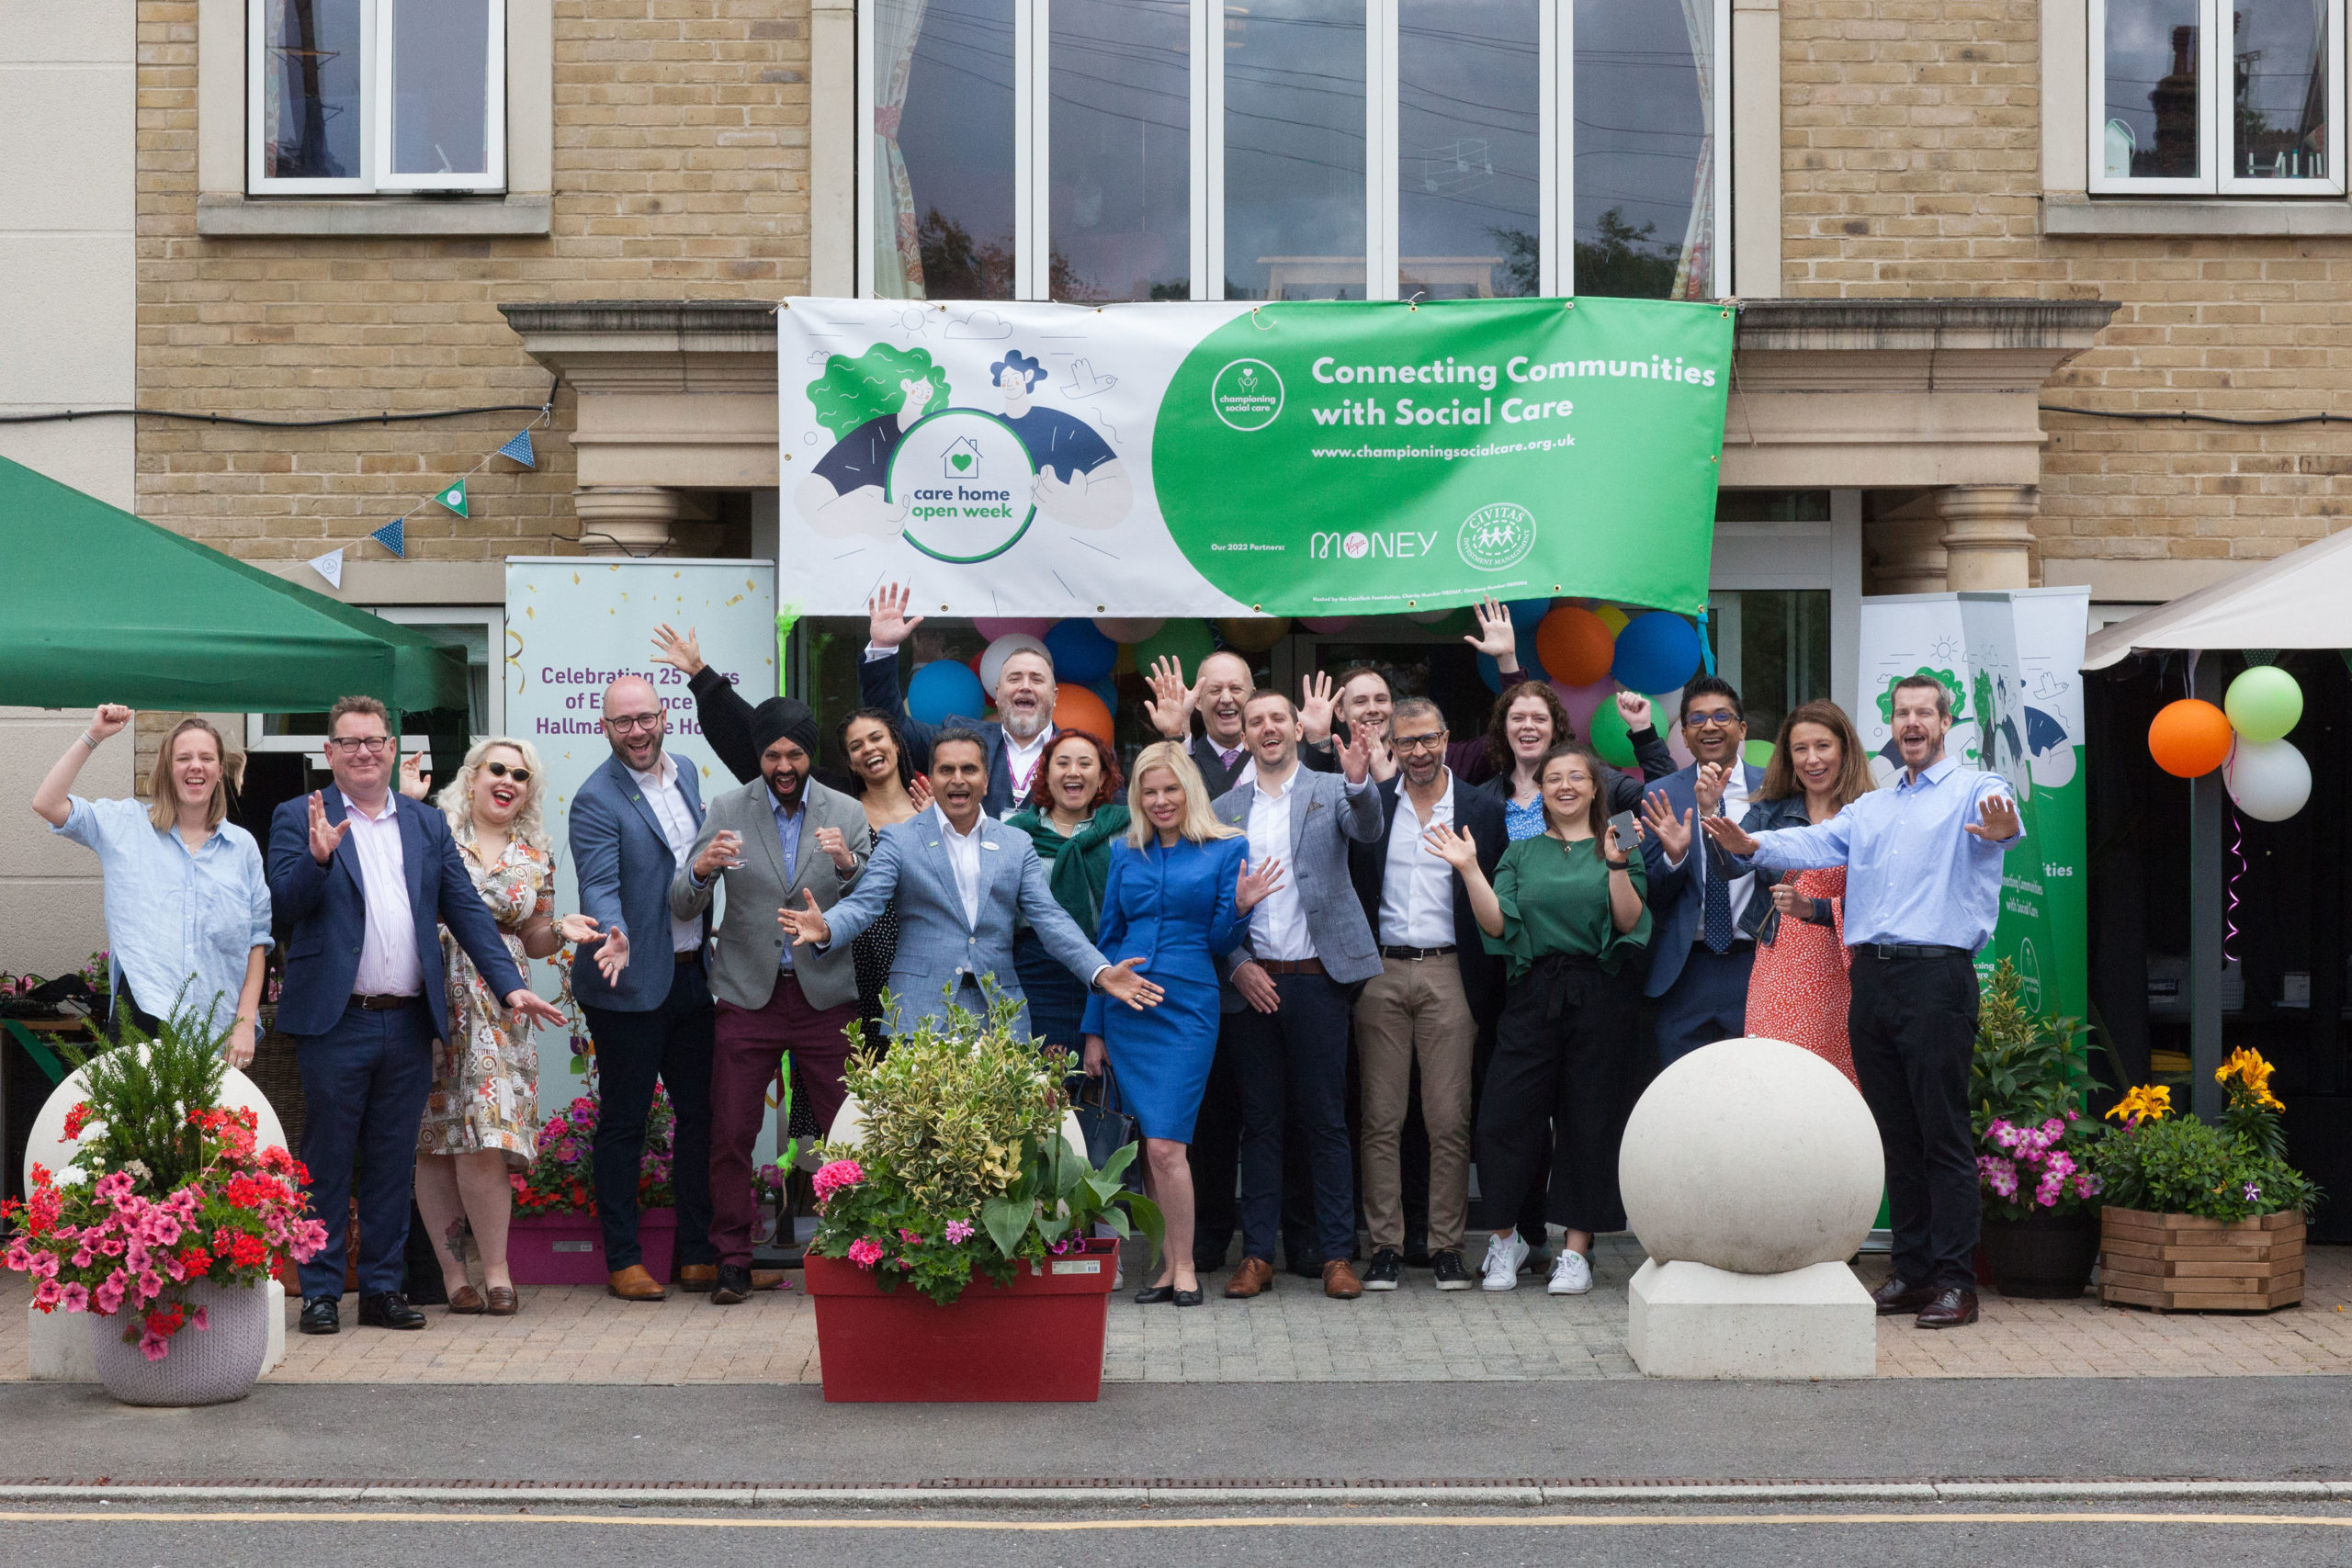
[1739,701,1876,1087]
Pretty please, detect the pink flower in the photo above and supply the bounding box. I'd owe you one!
[944,1220,974,1245]
[2041,1117,2064,1137]
[31,1279,62,1310]
[898,1228,922,1247]
[191,1306,209,1332]
[60,1283,89,1313]
[846,1237,885,1269]
[95,1273,126,1314]
[812,1160,865,1206]
[138,1331,168,1362]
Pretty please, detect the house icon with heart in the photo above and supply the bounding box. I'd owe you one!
[942,435,982,480]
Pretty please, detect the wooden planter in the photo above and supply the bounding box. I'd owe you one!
[2098,1205,2304,1312]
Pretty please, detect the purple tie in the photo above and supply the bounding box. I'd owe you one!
[1220,748,1240,773]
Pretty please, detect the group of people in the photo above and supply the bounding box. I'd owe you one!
[32,581,2021,1337]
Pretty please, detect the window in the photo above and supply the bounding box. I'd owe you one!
[247,606,504,749]
[859,0,1726,301]
[248,0,507,195]
[2090,0,2345,194]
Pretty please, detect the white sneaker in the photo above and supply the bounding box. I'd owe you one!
[1480,1233,1528,1292]
[1547,1249,1593,1295]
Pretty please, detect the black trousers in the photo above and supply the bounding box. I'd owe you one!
[1190,1025,1322,1269]
[1475,954,1636,1238]
[1228,972,1358,1263]
[1851,950,1981,1291]
[582,958,717,1275]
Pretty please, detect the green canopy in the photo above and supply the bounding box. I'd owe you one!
[0,454,468,713]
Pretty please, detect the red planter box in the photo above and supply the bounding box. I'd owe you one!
[507,1208,677,1287]
[803,1237,1118,1402]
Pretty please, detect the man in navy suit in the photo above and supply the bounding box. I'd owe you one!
[857,581,1057,816]
[268,695,564,1336]
[569,675,718,1302]
[1637,677,1766,1066]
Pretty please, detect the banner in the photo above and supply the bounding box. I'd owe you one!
[1857,588,2091,1020]
[777,297,1732,618]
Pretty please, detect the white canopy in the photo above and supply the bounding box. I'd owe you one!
[2082,526,2352,669]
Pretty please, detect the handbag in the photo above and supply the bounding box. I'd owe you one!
[1066,1065,1139,1177]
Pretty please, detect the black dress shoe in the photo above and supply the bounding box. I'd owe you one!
[1871,1275,1939,1316]
[1916,1287,1979,1329]
[357,1292,427,1330]
[712,1264,753,1306]
[299,1296,340,1336]
[1133,1282,1178,1304]
[1171,1287,1204,1307]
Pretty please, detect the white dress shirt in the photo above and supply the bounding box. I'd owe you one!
[1666,763,1757,936]
[628,752,707,953]
[1001,724,1055,802]
[1379,774,1459,949]
[936,804,988,930]
[1241,765,1315,961]
[340,790,422,998]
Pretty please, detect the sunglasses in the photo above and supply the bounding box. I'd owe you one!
[482,761,534,784]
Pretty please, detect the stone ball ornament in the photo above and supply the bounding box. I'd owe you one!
[1619,1038,1883,1275]
[24,1062,289,1192]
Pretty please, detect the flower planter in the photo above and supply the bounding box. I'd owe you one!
[507,1208,676,1287]
[88,1280,269,1407]
[804,1237,1118,1402]
[2099,1206,2305,1312]
[1981,1207,2102,1299]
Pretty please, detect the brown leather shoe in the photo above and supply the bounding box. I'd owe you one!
[1225,1257,1276,1298]
[1915,1287,1979,1329]
[447,1284,486,1314]
[675,1264,718,1293]
[484,1286,518,1317]
[1871,1275,1939,1316]
[1322,1258,1363,1300]
[607,1265,667,1302]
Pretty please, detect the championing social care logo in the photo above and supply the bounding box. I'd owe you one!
[1210,358,1283,432]
[1456,502,1537,571]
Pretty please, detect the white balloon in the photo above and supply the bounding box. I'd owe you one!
[1092,617,1165,644]
[978,633,1050,698]
[2223,737,2312,822]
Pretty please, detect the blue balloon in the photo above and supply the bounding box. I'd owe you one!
[907,659,986,728]
[1090,674,1119,711]
[1611,613,1702,695]
[1044,618,1117,684]
[1505,598,1553,637]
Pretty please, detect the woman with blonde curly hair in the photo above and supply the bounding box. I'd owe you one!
[399,739,601,1315]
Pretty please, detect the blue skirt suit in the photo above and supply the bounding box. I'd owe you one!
[1080,833,1250,1143]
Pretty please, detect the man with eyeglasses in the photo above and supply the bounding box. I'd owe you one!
[569,675,719,1303]
[1343,697,1509,1292]
[268,695,565,1336]
[1634,677,1766,1066]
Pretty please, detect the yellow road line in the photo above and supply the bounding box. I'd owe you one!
[4,1510,2351,1531]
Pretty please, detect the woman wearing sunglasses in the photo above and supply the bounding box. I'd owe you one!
[399,738,600,1315]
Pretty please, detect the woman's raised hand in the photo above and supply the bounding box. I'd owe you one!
[87,705,132,742]
[1235,855,1287,913]
[1640,788,1690,862]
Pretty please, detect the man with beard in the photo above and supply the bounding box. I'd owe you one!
[861,581,1057,816]
[1702,674,2021,1332]
[672,696,871,1304]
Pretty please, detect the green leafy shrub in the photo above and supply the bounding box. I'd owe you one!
[2090,1051,2321,1221]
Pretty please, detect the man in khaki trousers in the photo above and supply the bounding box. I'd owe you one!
[1344,698,1510,1292]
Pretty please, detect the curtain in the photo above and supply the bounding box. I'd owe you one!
[1669,0,1714,300]
[873,0,931,299]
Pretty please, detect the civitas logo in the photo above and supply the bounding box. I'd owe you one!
[1456,502,1537,571]
[1210,358,1284,432]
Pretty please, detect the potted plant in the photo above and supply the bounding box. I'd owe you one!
[0,1007,327,1406]
[2091,1051,2321,1312]
[801,993,1162,1403]
[1970,960,2108,1297]
[504,1083,679,1286]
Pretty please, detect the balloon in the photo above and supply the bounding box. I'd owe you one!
[1744,739,1776,769]
[1553,678,1613,744]
[1611,613,1702,695]
[1595,604,1631,637]
[1053,683,1115,745]
[1217,616,1291,653]
[2147,698,2233,778]
[1406,608,1454,625]
[1299,617,1356,633]
[2224,738,2312,822]
[1535,606,1616,686]
[1134,618,1216,682]
[2224,665,2303,742]
[907,660,985,728]
[1587,693,1637,768]
[1044,618,1117,683]
[974,616,1052,641]
[979,633,1049,696]
[1093,616,1165,645]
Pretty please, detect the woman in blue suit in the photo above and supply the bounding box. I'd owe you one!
[1083,742,1283,1306]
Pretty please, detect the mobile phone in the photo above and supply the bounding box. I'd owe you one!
[1607,809,1638,849]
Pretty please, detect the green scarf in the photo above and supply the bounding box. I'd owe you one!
[1004,804,1131,935]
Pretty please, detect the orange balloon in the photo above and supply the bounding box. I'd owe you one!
[1052,685,1115,745]
[1535,606,1616,687]
[2148,698,2233,778]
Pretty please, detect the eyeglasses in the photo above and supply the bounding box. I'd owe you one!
[1683,709,1741,728]
[604,713,664,734]
[482,761,533,784]
[1391,731,1447,752]
[326,737,392,755]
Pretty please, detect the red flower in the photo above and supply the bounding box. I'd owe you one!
[229,1235,269,1269]
[62,1102,89,1140]
[177,1246,213,1276]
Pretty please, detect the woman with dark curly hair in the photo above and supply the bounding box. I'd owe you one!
[836,706,930,1047]
[1476,682,1677,840]
[1004,728,1129,1052]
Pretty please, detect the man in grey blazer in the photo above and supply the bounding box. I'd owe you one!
[673,697,869,1304]
[1216,690,1383,1301]
[782,728,1162,1041]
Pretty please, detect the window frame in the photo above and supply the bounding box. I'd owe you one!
[244,604,505,750]
[2086,0,2346,197]
[854,0,1729,301]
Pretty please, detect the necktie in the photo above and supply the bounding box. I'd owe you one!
[1219,748,1240,776]
[1702,824,1735,953]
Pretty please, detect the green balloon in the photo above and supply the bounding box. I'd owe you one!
[2224,664,2303,742]
[1133,618,1216,682]
[1588,693,1637,768]
[1744,739,1776,769]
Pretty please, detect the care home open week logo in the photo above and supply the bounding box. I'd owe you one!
[1457,502,1537,571]
[1211,358,1283,431]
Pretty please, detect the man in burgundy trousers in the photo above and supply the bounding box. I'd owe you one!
[671,697,870,1303]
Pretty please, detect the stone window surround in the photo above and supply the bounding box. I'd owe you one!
[2043,0,2352,235]
[193,0,552,237]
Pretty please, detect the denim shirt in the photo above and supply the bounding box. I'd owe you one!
[55,795,273,1028]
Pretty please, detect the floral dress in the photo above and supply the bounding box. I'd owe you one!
[418,830,552,1167]
[1744,864,1855,1088]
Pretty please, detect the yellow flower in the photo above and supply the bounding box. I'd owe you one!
[2219,1047,2284,1111]
[2105,1084,2172,1124]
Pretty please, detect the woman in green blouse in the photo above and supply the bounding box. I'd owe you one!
[1427,742,1650,1296]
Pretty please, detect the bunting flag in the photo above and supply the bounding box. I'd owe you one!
[307,548,345,589]
[434,479,469,517]
[497,428,537,468]
[369,517,406,558]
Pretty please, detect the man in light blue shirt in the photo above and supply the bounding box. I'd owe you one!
[1703,674,2021,1331]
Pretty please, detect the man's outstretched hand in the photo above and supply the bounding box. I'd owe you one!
[1097,956,1164,1011]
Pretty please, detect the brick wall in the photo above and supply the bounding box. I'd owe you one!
[1780,0,2352,571]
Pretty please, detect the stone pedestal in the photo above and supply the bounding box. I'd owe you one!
[1626,1258,1875,1380]
[28,1280,285,1382]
